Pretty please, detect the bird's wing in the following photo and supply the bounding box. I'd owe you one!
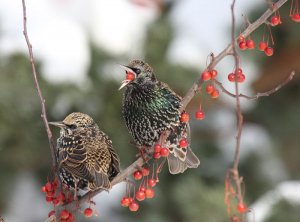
[58,135,94,182]
[85,132,118,190]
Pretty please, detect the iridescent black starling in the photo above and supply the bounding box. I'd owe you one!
[119,60,200,174]
[49,112,120,191]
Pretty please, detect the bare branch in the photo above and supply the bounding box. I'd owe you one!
[21,1,57,172]
[214,71,296,100]
[230,0,244,208]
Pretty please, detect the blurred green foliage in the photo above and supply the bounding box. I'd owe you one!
[0,2,300,222]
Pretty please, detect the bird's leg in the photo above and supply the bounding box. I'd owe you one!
[140,146,148,163]
[158,131,170,147]
[135,145,149,163]
[73,179,79,201]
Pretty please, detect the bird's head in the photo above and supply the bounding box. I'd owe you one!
[49,112,95,135]
[119,60,156,90]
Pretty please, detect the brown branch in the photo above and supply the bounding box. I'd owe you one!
[21,1,57,171]
[214,71,296,100]
[230,0,244,212]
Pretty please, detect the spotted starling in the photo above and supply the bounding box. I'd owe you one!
[119,60,200,174]
[49,112,120,191]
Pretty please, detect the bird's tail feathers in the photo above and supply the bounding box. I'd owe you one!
[167,146,200,174]
[89,170,111,191]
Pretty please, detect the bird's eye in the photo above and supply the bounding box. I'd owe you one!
[135,68,141,75]
[67,124,77,129]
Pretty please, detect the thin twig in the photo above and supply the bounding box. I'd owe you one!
[214,71,295,100]
[230,0,244,208]
[21,1,57,171]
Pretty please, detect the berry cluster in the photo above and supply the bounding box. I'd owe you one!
[121,165,158,212]
[60,210,74,222]
[201,69,220,99]
[237,35,255,51]
[153,144,169,159]
[41,180,96,220]
[201,69,218,81]
[41,181,71,206]
[227,68,246,83]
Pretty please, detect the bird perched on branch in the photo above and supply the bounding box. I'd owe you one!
[119,60,200,174]
[49,112,120,191]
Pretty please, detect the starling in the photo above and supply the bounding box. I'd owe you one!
[119,60,200,174]
[49,112,120,191]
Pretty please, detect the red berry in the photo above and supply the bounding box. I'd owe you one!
[154,144,161,153]
[201,70,212,81]
[180,113,189,122]
[145,188,155,198]
[179,138,188,148]
[228,73,235,82]
[258,41,268,51]
[195,110,205,120]
[129,201,139,212]
[121,197,130,207]
[237,203,248,213]
[126,72,135,81]
[271,15,280,26]
[148,179,157,187]
[246,39,255,49]
[210,69,218,78]
[237,74,246,83]
[239,41,247,50]
[45,182,53,192]
[141,167,150,176]
[48,210,55,218]
[291,13,300,22]
[52,181,58,189]
[41,186,47,193]
[53,198,60,206]
[135,191,146,201]
[46,196,54,202]
[133,170,143,180]
[211,89,220,98]
[60,210,70,220]
[160,147,169,157]
[153,152,161,159]
[205,83,214,94]
[264,47,274,56]
[68,213,75,221]
[237,35,244,43]
[57,192,66,203]
[236,68,243,75]
[139,186,146,192]
[84,207,93,218]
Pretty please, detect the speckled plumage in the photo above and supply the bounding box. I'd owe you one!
[120,60,200,174]
[50,112,120,191]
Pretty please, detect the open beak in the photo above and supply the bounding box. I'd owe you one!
[118,64,136,90]
[48,121,65,128]
[119,80,131,90]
